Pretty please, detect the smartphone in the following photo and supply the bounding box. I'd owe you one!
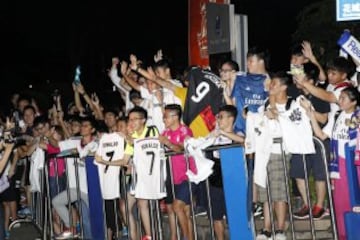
[74,65,81,85]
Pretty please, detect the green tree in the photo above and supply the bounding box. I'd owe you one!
[292,0,360,65]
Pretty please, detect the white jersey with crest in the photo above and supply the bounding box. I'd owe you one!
[131,137,166,199]
[95,132,125,199]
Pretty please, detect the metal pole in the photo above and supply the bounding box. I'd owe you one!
[74,157,84,238]
[302,154,316,240]
[114,199,120,239]
[313,137,338,240]
[44,156,54,238]
[64,157,73,236]
[184,149,198,240]
[149,200,156,239]
[43,158,53,239]
[277,138,296,240]
[265,170,276,238]
[166,154,181,240]
[155,198,163,240]
[121,168,130,240]
[204,178,215,240]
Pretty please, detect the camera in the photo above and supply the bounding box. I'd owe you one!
[0,112,28,147]
[0,129,27,147]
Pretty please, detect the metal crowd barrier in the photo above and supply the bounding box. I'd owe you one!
[263,137,338,240]
[11,136,341,240]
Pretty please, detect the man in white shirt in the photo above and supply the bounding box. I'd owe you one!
[53,117,98,240]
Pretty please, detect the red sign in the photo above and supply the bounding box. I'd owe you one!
[188,0,228,68]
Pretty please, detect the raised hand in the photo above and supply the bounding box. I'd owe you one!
[302,41,315,62]
[112,57,120,66]
[91,93,100,106]
[154,49,163,63]
[5,117,15,131]
[76,83,86,95]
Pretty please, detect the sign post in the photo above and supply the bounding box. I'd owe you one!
[337,0,360,21]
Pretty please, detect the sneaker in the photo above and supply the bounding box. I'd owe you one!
[194,206,207,216]
[323,208,330,217]
[312,205,325,220]
[275,230,286,240]
[141,235,152,240]
[256,229,271,240]
[55,231,73,240]
[17,207,31,219]
[253,202,263,217]
[293,205,310,219]
[21,207,32,216]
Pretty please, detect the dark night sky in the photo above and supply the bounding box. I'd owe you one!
[0,0,320,112]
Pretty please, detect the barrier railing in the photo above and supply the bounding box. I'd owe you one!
[9,136,341,240]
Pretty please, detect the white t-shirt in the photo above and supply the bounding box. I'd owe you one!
[59,138,97,194]
[29,147,45,192]
[95,133,125,199]
[258,104,283,154]
[140,86,181,133]
[324,81,351,129]
[323,111,352,158]
[132,137,166,199]
[277,97,315,154]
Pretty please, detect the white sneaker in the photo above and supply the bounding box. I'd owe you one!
[255,234,269,240]
[256,229,272,240]
[55,231,73,240]
[275,231,286,240]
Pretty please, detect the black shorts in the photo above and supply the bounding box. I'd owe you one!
[164,175,174,204]
[209,185,226,221]
[105,199,119,232]
[0,177,17,202]
[290,141,326,181]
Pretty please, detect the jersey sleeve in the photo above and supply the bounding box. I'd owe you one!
[95,136,103,157]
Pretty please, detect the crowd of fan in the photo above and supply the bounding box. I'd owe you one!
[0,43,359,240]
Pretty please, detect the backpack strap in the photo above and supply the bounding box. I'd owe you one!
[285,97,294,111]
[334,110,341,123]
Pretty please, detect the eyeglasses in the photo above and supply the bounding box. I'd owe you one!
[219,69,233,74]
[128,117,143,122]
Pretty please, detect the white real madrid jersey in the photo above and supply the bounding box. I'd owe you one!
[95,133,125,199]
[132,137,166,199]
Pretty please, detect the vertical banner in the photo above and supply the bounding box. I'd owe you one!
[188,0,229,68]
[86,156,105,240]
[220,147,255,240]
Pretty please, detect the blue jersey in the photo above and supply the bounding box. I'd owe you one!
[231,73,268,134]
